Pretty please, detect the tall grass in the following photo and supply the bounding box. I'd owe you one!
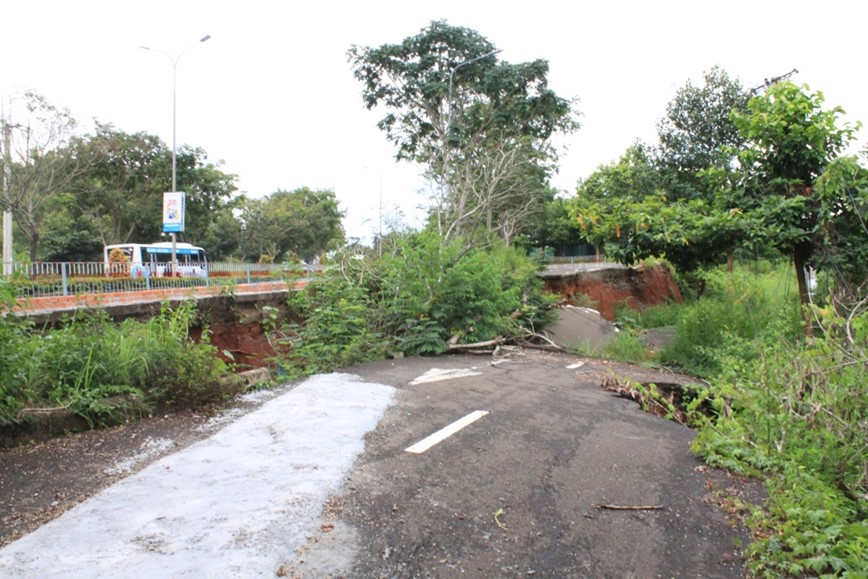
[0,292,235,428]
[617,264,866,577]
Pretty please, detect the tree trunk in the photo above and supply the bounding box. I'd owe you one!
[28,231,39,263]
[793,243,814,339]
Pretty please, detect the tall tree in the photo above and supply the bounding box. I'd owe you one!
[731,82,861,332]
[348,21,578,243]
[570,146,743,276]
[71,125,237,248]
[240,188,344,262]
[71,124,170,245]
[173,146,238,244]
[656,66,750,201]
[37,193,103,262]
[0,91,90,260]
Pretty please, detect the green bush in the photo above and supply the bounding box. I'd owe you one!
[659,266,802,376]
[603,263,865,575]
[0,300,232,428]
[686,294,867,576]
[272,232,557,377]
[279,277,387,377]
[365,232,554,352]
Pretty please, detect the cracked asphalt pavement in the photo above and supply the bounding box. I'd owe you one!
[1,350,760,577]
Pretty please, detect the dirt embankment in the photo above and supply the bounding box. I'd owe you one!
[543,262,682,321]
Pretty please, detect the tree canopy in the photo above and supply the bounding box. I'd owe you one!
[570,75,866,328]
[349,21,579,244]
[239,187,345,263]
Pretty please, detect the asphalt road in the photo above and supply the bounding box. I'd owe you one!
[290,351,754,578]
[0,350,757,578]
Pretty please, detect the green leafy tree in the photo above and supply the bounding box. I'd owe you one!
[38,193,103,261]
[71,125,237,249]
[656,66,750,201]
[71,124,170,245]
[199,204,243,261]
[570,145,744,278]
[811,155,868,300]
[0,91,91,260]
[240,187,345,262]
[520,194,592,257]
[173,146,238,244]
[731,82,861,330]
[348,21,578,242]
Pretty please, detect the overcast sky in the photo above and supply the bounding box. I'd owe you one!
[2,0,865,243]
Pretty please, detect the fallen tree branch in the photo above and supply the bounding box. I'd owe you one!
[446,336,506,351]
[596,504,665,511]
[519,328,566,352]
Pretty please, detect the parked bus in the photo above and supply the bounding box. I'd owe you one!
[104,242,208,279]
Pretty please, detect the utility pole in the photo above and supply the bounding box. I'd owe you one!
[1,116,13,276]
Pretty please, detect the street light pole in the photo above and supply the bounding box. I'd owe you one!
[362,166,383,257]
[140,34,211,273]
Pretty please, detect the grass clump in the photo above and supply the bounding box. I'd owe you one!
[1,281,234,429]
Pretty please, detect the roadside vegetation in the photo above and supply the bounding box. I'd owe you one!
[0,280,237,428]
[271,232,557,378]
[607,263,866,578]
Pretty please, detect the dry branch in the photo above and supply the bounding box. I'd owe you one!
[596,504,665,511]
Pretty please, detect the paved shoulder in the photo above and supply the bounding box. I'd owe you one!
[0,374,394,578]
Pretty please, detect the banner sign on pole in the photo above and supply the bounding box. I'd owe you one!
[162,192,186,233]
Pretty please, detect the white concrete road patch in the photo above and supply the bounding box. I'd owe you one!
[405,410,490,454]
[0,373,395,578]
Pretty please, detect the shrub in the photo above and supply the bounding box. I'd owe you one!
[271,232,557,376]
[0,300,233,428]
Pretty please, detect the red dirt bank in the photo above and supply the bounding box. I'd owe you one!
[542,262,682,321]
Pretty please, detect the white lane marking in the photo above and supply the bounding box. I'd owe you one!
[405,410,489,454]
[409,367,482,385]
[566,362,585,369]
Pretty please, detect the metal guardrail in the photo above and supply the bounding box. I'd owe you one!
[1,261,321,299]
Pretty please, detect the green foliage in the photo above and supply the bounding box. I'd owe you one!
[0,301,233,428]
[691,311,868,576]
[571,182,745,274]
[69,124,239,253]
[348,21,578,243]
[653,266,868,576]
[659,265,802,376]
[812,155,868,295]
[279,277,386,377]
[365,233,554,351]
[613,265,866,575]
[348,20,577,166]
[733,83,858,186]
[656,66,750,201]
[270,232,556,377]
[239,187,345,263]
[602,330,650,364]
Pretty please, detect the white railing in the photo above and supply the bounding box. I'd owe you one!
[1,261,322,299]
[546,255,602,264]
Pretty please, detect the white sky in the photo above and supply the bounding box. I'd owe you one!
[2,0,865,244]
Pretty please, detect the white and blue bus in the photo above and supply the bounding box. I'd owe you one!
[104,242,208,279]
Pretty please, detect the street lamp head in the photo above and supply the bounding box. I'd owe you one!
[200,35,211,43]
